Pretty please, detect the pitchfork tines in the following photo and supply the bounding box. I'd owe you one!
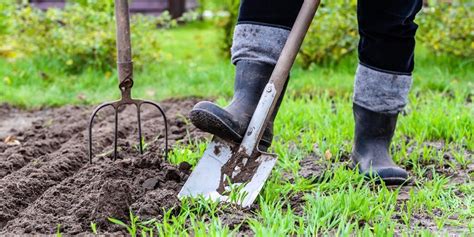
[87,70,168,164]
[87,0,168,164]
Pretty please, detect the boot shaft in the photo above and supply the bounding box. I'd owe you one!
[227,60,275,114]
[353,103,398,142]
[351,104,408,184]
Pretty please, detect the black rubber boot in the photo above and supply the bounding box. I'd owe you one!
[351,103,408,185]
[190,60,285,151]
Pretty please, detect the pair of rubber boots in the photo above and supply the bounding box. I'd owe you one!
[189,60,408,185]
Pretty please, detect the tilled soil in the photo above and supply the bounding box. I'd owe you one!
[0,98,208,234]
[0,100,472,235]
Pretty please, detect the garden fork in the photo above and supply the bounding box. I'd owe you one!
[88,0,168,163]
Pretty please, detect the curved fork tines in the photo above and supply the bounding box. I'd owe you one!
[141,100,169,160]
[136,103,143,155]
[113,107,119,161]
[88,102,115,164]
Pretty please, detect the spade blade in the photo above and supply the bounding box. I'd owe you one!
[178,137,277,207]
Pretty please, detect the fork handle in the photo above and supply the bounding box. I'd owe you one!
[115,0,134,91]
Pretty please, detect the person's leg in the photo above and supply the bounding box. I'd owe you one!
[190,0,303,150]
[352,0,423,185]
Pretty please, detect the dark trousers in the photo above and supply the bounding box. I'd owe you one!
[237,0,423,74]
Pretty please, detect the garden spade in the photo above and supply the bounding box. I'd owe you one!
[178,0,320,207]
[87,0,168,163]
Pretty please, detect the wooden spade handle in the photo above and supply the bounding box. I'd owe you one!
[240,0,321,154]
[269,0,320,91]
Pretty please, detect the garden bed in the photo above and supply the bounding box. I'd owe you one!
[0,98,472,235]
[0,98,207,234]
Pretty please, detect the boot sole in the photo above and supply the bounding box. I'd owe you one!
[190,108,243,143]
[190,108,271,149]
[367,176,408,186]
[349,163,408,186]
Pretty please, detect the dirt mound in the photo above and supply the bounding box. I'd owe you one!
[0,98,207,235]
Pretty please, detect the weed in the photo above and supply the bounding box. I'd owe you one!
[108,210,141,237]
[56,224,62,237]
[134,136,149,153]
[90,222,98,235]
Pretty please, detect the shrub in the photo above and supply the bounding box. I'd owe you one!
[0,3,16,58]
[4,2,169,73]
[0,3,12,35]
[299,0,358,68]
[215,0,239,56]
[213,0,357,63]
[417,0,474,58]
[71,0,114,11]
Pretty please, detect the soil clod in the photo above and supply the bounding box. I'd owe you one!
[0,99,207,235]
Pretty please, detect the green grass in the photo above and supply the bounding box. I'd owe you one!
[1,21,473,236]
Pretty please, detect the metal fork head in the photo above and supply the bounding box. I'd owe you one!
[87,93,168,164]
[88,0,168,164]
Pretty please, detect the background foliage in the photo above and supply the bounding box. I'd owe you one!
[1,0,473,71]
[211,0,473,67]
[210,0,240,57]
[0,1,172,73]
[300,0,358,68]
[417,0,474,58]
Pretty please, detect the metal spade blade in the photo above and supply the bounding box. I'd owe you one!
[177,137,277,207]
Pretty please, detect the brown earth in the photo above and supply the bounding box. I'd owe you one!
[0,98,210,235]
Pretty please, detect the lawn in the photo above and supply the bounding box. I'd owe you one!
[1,21,473,235]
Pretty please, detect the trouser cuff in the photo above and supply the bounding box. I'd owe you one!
[231,24,290,66]
[353,64,412,114]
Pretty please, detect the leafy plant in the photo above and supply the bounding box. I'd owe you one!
[215,0,240,56]
[154,11,178,28]
[417,0,474,58]
[299,0,358,68]
[108,210,140,237]
[56,224,62,237]
[221,175,249,205]
[3,3,167,73]
[69,0,114,12]
[134,136,149,153]
[108,209,160,237]
[0,3,12,36]
[0,3,16,59]
[168,141,207,166]
[193,0,208,21]
[90,221,98,235]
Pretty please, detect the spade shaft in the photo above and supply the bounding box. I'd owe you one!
[178,0,320,207]
[240,0,320,156]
